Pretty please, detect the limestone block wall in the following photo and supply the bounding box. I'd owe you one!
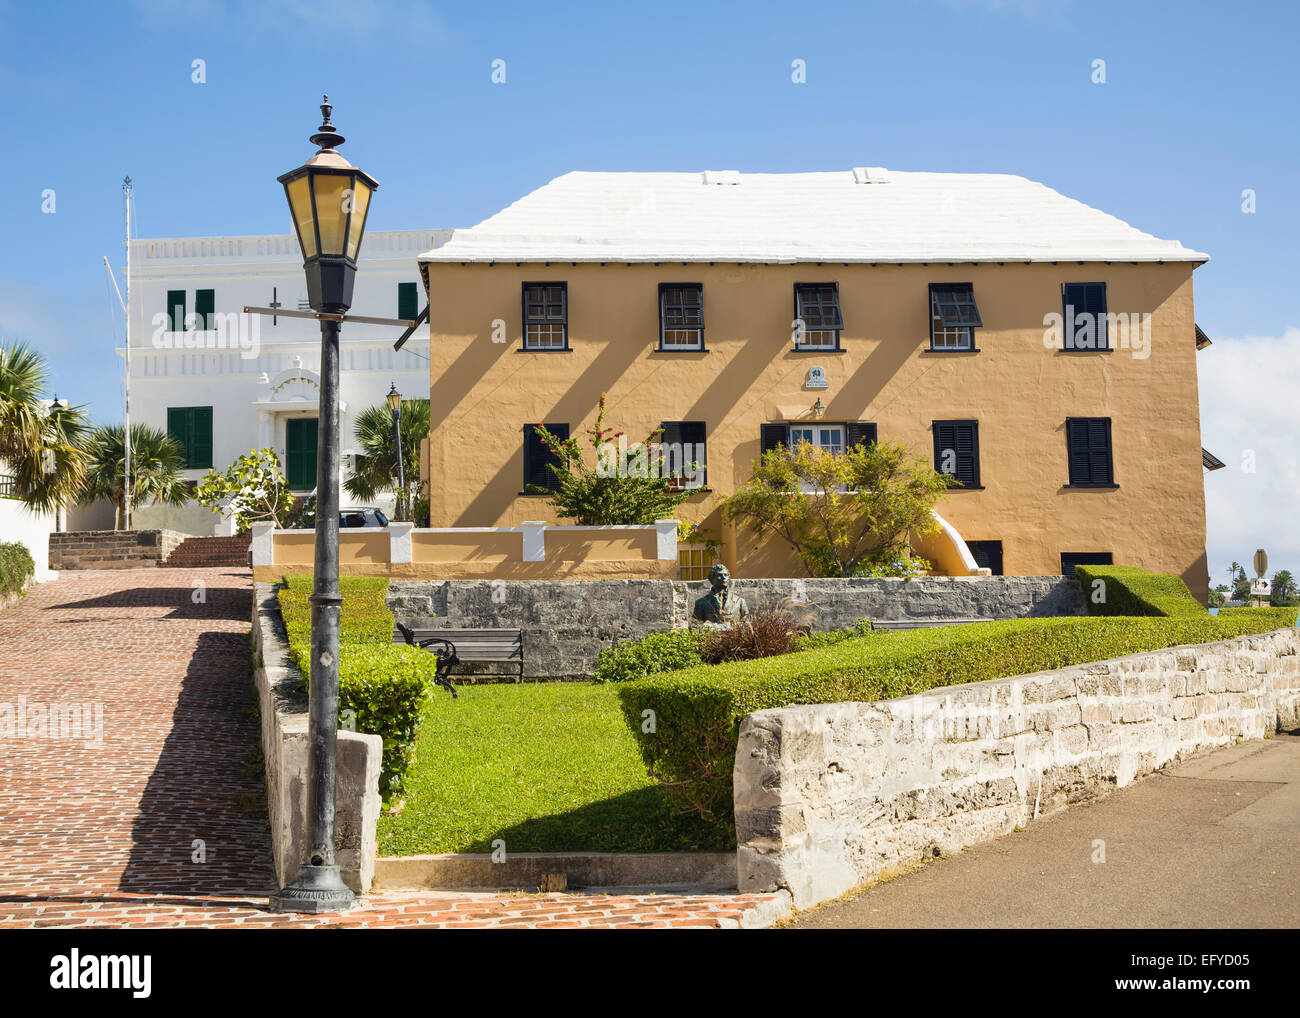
[733,628,1300,910]
[388,575,1084,679]
[48,529,186,570]
[251,583,382,894]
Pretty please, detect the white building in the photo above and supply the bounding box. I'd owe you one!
[112,229,443,534]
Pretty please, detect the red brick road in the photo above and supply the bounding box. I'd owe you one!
[0,569,779,928]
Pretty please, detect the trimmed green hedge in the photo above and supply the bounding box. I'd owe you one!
[792,617,874,651]
[617,610,1297,837]
[593,629,705,683]
[1219,605,1299,627]
[278,575,435,801]
[0,542,34,599]
[1074,565,1204,617]
[280,574,396,645]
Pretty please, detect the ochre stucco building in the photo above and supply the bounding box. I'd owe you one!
[417,169,1213,598]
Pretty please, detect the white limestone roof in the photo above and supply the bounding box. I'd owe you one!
[419,169,1207,265]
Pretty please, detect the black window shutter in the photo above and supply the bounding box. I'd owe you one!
[1063,282,1109,349]
[761,423,788,456]
[398,282,418,321]
[929,284,982,328]
[194,289,215,330]
[660,421,707,484]
[846,422,877,449]
[934,421,979,487]
[524,423,568,490]
[1088,419,1112,484]
[1067,419,1091,483]
[681,421,706,485]
[167,407,189,461]
[166,290,186,331]
[191,407,213,469]
[1067,417,1113,485]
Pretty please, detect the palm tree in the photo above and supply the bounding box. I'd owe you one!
[1229,561,1242,587]
[0,340,89,513]
[78,424,190,529]
[1271,569,1296,606]
[343,398,429,521]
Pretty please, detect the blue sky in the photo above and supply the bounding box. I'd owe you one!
[2,0,1296,579]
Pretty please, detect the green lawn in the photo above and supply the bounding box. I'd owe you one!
[375,682,730,856]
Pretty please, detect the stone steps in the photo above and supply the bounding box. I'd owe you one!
[165,535,252,568]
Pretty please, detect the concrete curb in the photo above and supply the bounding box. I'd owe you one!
[251,581,383,894]
[373,851,739,893]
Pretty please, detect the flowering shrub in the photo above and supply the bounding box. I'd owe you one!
[533,393,693,525]
[196,448,296,533]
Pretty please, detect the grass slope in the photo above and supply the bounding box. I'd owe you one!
[376,683,728,854]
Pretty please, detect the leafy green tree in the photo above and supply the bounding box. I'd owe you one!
[533,393,693,525]
[720,438,950,577]
[1232,571,1253,602]
[1270,569,1297,606]
[0,340,89,513]
[1207,585,1228,609]
[343,398,429,521]
[195,448,296,532]
[77,423,189,529]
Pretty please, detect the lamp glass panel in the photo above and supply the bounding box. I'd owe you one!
[286,175,317,259]
[345,177,373,261]
[312,173,350,256]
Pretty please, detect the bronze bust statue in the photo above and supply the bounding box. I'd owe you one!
[693,563,749,625]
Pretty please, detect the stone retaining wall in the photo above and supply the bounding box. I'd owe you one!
[49,529,186,570]
[733,628,1300,909]
[387,575,1084,679]
[251,582,382,894]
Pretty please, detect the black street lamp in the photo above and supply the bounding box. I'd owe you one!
[269,97,377,914]
[386,382,404,521]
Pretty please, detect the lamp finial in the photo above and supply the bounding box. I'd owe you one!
[310,94,345,151]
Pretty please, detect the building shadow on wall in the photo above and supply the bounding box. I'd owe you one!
[118,627,276,897]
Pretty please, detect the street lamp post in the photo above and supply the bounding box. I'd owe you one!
[386,382,404,521]
[269,96,377,914]
[48,396,66,533]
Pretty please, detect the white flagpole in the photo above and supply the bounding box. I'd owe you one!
[122,176,133,531]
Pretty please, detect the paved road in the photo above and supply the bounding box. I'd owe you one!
[788,734,1300,928]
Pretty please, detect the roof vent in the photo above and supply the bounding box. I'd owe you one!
[852,166,890,184]
[702,170,742,186]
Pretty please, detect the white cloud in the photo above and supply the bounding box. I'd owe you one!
[1198,327,1300,585]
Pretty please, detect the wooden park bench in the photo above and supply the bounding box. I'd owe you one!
[393,623,524,699]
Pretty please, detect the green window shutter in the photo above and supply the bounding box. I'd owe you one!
[286,418,319,491]
[167,407,190,463]
[195,289,215,330]
[166,290,186,331]
[167,407,213,468]
[398,282,418,322]
[190,407,213,469]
